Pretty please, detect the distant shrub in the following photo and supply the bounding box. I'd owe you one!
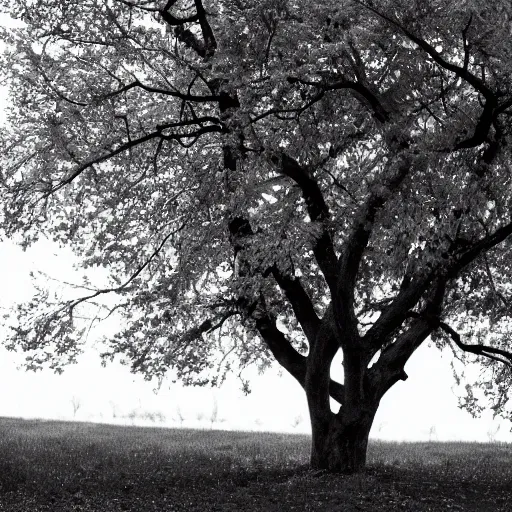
[291,415,303,429]
[124,409,166,424]
[142,411,166,423]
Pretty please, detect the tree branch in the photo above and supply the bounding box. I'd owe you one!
[354,1,493,99]
[160,0,217,59]
[44,120,225,196]
[227,216,321,346]
[250,91,325,124]
[365,219,512,381]
[362,273,433,348]
[97,79,223,103]
[447,220,512,278]
[270,153,338,295]
[454,98,497,151]
[287,75,390,123]
[228,217,342,403]
[270,267,320,346]
[67,223,184,311]
[462,14,473,72]
[483,255,511,310]
[193,0,217,59]
[336,153,412,344]
[439,320,512,368]
[114,0,160,13]
[354,1,500,151]
[160,0,200,26]
[365,218,512,350]
[368,315,433,399]
[255,309,344,404]
[366,275,447,400]
[407,311,512,369]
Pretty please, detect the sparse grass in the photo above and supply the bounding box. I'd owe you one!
[0,417,510,511]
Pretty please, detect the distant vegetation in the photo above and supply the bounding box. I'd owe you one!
[0,417,511,511]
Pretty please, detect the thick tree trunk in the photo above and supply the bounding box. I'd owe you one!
[309,406,376,473]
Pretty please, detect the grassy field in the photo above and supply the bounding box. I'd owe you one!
[0,417,511,511]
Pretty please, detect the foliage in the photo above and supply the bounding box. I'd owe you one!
[1,0,512,453]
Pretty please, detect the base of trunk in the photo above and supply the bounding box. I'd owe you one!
[310,412,374,473]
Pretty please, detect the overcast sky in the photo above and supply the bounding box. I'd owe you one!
[0,238,510,442]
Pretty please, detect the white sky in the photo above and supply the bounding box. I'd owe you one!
[0,239,510,442]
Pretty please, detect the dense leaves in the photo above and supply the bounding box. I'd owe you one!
[1,0,512,466]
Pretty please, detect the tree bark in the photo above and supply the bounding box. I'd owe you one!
[309,404,377,473]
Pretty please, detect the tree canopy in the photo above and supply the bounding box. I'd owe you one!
[1,0,512,471]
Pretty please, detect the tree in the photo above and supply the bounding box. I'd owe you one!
[1,0,512,473]
[209,396,219,429]
[71,395,82,418]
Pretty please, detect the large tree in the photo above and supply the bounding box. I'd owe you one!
[2,0,512,472]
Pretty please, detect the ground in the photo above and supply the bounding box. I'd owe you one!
[0,417,511,511]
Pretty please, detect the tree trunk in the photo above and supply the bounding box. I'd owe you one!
[309,406,376,473]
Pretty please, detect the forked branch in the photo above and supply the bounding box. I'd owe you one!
[354,0,501,151]
[354,0,493,99]
[228,216,321,345]
[337,153,412,344]
[408,311,512,368]
[44,120,224,196]
[287,75,389,123]
[440,320,512,368]
[255,308,344,404]
[270,153,338,294]
[160,0,217,59]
